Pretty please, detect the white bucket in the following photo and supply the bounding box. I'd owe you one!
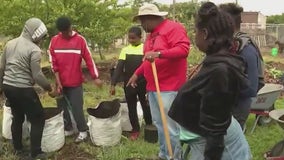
[120,101,144,131]
[2,105,30,140]
[88,110,121,146]
[41,108,65,152]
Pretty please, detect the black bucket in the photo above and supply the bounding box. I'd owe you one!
[144,125,158,143]
[87,99,120,119]
[43,107,62,120]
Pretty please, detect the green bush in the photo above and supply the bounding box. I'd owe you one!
[188,46,204,65]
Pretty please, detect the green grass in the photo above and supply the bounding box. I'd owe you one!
[263,55,284,63]
[0,83,160,160]
[187,47,204,65]
[1,84,284,160]
[245,98,284,160]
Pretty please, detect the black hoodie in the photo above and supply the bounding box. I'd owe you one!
[168,49,249,159]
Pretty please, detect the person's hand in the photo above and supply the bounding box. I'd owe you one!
[94,78,103,88]
[48,85,58,98]
[56,81,63,94]
[127,74,138,88]
[110,85,115,95]
[143,51,160,62]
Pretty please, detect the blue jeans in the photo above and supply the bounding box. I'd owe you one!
[148,92,182,160]
[188,117,252,160]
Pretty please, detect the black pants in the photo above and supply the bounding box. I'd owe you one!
[232,97,252,129]
[56,86,88,132]
[124,80,152,132]
[3,84,45,157]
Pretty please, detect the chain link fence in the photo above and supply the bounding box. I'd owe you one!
[241,23,284,48]
[266,24,284,45]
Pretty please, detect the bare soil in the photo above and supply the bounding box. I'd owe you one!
[55,143,95,160]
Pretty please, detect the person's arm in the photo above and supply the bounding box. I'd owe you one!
[81,37,99,79]
[48,41,63,93]
[48,40,59,73]
[239,45,259,97]
[198,67,233,160]
[111,48,126,86]
[111,60,125,86]
[30,50,52,92]
[0,46,7,91]
[134,61,145,76]
[158,25,190,59]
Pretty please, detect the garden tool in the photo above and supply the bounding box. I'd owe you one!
[151,62,173,160]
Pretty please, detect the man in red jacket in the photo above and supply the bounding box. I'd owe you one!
[127,4,190,160]
[49,16,102,143]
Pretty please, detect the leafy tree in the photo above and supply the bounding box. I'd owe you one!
[0,0,133,59]
[160,2,200,42]
[0,0,200,57]
[267,14,284,24]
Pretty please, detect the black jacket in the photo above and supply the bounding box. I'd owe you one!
[111,54,145,85]
[168,50,248,159]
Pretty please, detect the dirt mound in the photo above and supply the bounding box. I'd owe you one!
[266,61,284,70]
[82,61,113,82]
[41,61,113,82]
[56,143,95,160]
[43,107,62,120]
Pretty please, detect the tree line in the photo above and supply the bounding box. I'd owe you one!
[0,0,199,52]
[0,0,283,53]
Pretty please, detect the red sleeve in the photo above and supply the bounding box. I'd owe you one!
[81,37,99,79]
[160,24,190,59]
[134,61,144,76]
[48,38,59,73]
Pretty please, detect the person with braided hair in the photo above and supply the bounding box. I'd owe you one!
[168,2,251,160]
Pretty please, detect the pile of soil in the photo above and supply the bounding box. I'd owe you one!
[56,143,95,160]
[82,61,113,82]
[41,61,113,82]
[43,107,62,120]
[265,62,284,84]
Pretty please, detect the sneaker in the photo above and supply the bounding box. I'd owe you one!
[65,130,75,136]
[31,151,48,160]
[130,132,139,141]
[14,149,29,157]
[75,132,88,143]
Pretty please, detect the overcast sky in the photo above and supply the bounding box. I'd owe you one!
[118,0,284,16]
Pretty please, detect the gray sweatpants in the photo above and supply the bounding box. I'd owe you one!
[56,85,88,132]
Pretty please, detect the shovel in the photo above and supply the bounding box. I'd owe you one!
[151,62,173,159]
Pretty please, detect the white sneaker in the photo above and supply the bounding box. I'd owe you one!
[75,132,88,143]
[64,130,75,136]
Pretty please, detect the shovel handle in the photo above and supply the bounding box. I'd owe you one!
[151,62,173,159]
